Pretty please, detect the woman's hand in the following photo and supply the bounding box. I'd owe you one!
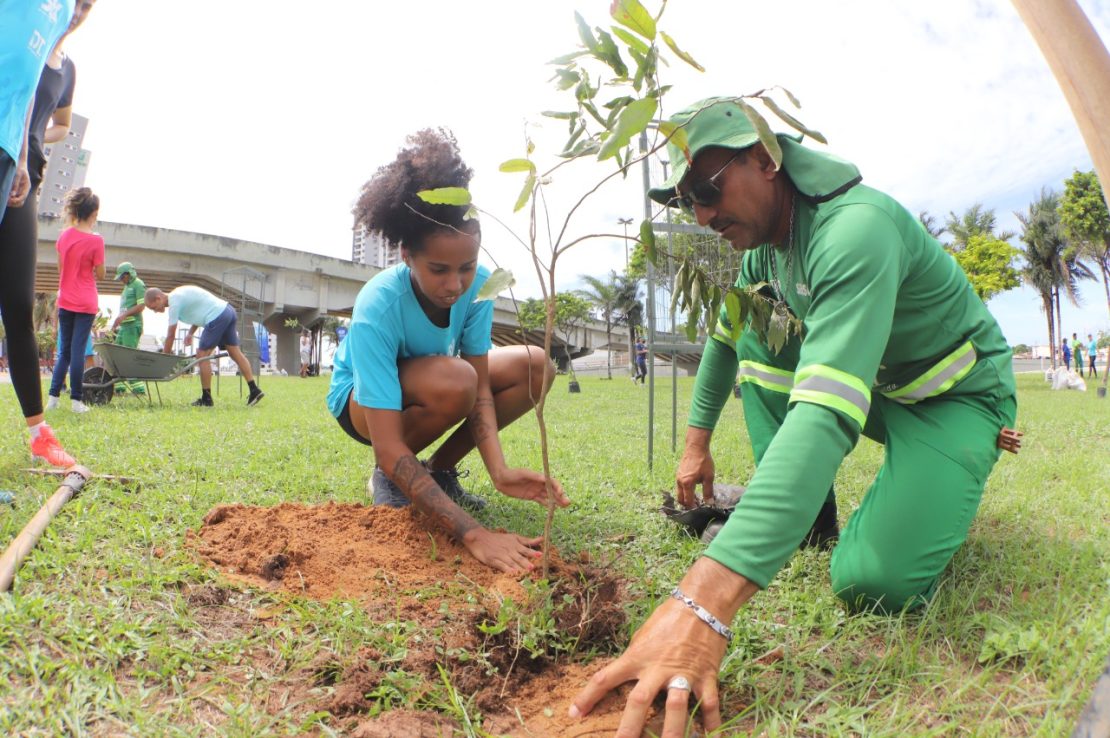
[461,528,543,574]
[493,467,570,507]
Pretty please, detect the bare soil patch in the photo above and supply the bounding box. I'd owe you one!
[190,502,677,735]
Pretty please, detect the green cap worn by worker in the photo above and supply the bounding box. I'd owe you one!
[113,262,147,350]
[652,96,1018,612]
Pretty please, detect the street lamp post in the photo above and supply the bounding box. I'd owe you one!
[617,217,634,269]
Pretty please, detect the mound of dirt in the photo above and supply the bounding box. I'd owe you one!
[190,502,686,736]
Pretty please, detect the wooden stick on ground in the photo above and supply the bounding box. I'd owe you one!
[21,468,139,487]
[0,465,93,592]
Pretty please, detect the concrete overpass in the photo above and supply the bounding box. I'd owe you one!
[33,218,665,374]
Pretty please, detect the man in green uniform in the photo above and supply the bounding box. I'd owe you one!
[570,97,1019,735]
[109,262,146,394]
[1072,333,1085,377]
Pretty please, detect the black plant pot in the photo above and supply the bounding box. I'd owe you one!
[1098,386,1107,398]
[568,380,581,393]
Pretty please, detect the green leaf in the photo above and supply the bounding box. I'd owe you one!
[552,69,580,91]
[670,263,685,314]
[737,100,783,170]
[475,268,516,302]
[725,291,740,331]
[559,138,600,159]
[766,305,790,354]
[640,219,656,264]
[610,0,656,41]
[513,173,536,212]
[575,11,600,54]
[542,110,578,120]
[779,86,802,108]
[759,96,827,144]
[598,97,657,161]
[548,50,587,65]
[659,31,705,72]
[611,26,650,56]
[657,121,689,160]
[499,158,535,174]
[417,187,471,206]
[594,29,628,77]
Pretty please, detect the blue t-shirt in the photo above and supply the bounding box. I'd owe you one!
[167,285,228,327]
[0,0,74,160]
[327,264,494,415]
[1090,340,1098,360]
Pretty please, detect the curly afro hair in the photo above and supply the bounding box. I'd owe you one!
[353,128,476,252]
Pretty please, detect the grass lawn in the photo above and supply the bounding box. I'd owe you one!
[0,370,1106,736]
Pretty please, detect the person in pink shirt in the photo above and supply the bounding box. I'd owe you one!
[46,187,104,413]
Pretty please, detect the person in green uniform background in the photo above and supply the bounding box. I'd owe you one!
[570,97,1019,735]
[1072,333,1085,377]
[109,262,147,394]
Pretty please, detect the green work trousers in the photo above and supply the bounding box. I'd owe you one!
[738,331,1016,612]
[114,323,146,393]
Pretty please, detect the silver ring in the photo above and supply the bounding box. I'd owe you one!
[667,676,691,691]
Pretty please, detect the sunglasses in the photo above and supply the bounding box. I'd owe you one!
[672,152,742,215]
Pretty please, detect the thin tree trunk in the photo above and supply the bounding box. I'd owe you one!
[1055,286,1063,359]
[1045,293,1057,368]
[605,320,613,379]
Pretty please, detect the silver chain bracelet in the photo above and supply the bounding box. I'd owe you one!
[670,587,734,643]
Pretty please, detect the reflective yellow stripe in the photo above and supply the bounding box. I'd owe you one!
[790,364,871,428]
[736,361,794,395]
[882,341,977,404]
[712,327,736,348]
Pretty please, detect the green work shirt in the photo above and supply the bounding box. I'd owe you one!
[118,276,146,327]
[696,183,1014,588]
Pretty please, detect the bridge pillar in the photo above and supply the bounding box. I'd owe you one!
[263,315,302,376]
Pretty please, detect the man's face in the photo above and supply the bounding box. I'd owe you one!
[68,0,97,34]
[120,273,131,285]
[146,295,168,313]
[677,146,781,252]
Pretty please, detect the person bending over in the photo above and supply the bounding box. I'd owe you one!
[326,128,568,575]
[144,285,263,407]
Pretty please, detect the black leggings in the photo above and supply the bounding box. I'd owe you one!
[0,189,44,419]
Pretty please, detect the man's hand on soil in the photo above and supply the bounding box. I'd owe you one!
[568,598,727,737]
[462,528,543,575]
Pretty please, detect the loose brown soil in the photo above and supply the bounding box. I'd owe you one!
[190,502,679,736]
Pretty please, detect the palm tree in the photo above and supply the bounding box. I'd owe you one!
[1016,190,1093,367]
[577,271,621,379]
[945,204,1016,250]
[918,210,946,240]
[614,273,643,377]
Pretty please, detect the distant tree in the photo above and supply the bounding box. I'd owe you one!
[576,271,621,379]
[1058,169,1110,322]
[1012,343,1031,356]
[519,293,591,380]
[613,273,643,376]
[949,233,1021,301]
[945,203,1015,250]
[918,210,946,240]
[1016,189,1091,368]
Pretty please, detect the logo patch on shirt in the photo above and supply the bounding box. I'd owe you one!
[40,0,63,23]
[795,283,811,297]
[28,31,49,57]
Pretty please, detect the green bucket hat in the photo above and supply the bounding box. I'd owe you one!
[647,96,862,207]
[114,261,136,280]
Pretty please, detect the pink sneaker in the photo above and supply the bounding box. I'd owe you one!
[30,426,76,468]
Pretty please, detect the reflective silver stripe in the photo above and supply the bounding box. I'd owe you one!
[886,345,977,404]
[737,363,793,393]
[793,374,871,419]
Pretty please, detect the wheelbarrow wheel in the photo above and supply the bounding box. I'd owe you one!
[82,366,114,405]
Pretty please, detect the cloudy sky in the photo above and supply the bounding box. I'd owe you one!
[63,0,1110,347]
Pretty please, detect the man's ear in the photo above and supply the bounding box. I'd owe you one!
[753,144,780,178]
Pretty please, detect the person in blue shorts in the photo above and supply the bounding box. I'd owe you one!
[144,285,264,407]
[327,128,569,575]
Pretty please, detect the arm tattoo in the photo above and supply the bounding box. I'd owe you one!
[392,455,478,540]
[467,397,496,447]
